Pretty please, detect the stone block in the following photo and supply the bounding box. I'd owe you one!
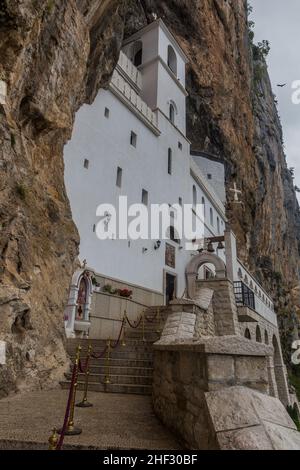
[250,390,296,429]
[263,421,300,450]
[235,356,268,383]
[207,355,235,383]
[217,425,273,450]
[206,387,260,432]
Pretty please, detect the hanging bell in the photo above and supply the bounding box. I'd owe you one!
[207,241,215,253]
[217,241,225,250]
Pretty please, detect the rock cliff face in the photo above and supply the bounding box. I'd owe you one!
[0,0,127,397]
[0,0,299,395]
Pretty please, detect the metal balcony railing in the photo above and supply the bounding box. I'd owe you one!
[234,281,256,310]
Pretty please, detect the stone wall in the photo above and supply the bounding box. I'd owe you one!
[196,279,240,335]
[239,315,290,406]
[153,337,300,449]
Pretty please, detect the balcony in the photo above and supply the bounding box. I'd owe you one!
[117,51,142,90]
[110,68,159,132]
[234,281,256,310]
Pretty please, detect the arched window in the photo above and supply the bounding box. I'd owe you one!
[201,197,206,218]
[169,103,176,124]
[167,45,177,75]
[265,330,269,345]
[210,208,214,226]
[245,328,251,340]
[256,325,262,343]
[168,148,172,175]
[168,225,180,244]
[193,185,197,208]
[133,41,143,67]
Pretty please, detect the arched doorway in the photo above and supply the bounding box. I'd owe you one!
[245,328,251,340]
[256,325,262,343]
[133,41,143,67]
[64,269,94,338]
[186,252,226,299]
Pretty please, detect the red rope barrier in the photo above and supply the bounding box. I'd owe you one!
[111,320,125,350]
[91,345,108,359]
[78,357,89,374]
[56,362,78,450]
[125,314,143,329]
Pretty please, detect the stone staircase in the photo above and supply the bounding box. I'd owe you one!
[61,307,168,396]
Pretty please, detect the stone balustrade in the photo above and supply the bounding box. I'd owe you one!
[118,51,143,89]
[110,69,158,128]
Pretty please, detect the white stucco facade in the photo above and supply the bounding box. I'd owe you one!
[64,19,227,301]
[63,19,276,328]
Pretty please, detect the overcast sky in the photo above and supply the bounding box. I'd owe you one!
[251,0,300,199]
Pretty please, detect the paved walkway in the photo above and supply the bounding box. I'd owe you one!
[0,390,181,450]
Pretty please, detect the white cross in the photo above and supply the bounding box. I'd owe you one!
[230,182,242,203]
[0,80,7,105]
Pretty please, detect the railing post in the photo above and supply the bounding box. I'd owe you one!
[122,312,126,347]
[76,344,93,408]
[60,345,82,436]
[48,429,59,450]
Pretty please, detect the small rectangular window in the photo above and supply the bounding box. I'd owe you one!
[142,189,148,206]
[116,167,122,188]
[93,224,96,233]
[207,174,212,180]
[179,197,183,207]
[104,107,110,118]
[170,225,180,244]
[178,142,182,150]
[130,131,137,148]
[168,148,172,175]
[84,159,89,169]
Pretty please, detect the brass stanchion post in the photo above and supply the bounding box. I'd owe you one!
[58,345,82,436]
[48,429,59,450]
[122,312,126,347]
[76,344,93,408]
[104,339,111,385]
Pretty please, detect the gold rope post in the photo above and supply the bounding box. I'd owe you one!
[122,312,126,347]
[104,339,111,385]
[59,345,82,436]
[48,429,59,450]
[76,344,93,408]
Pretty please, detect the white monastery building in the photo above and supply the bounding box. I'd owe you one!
[64,20,278,350]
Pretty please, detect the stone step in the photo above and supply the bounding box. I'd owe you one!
[67,338,156,349]
[68,343,153,360]
[66,372,153,386]
[87,365,153,376]
[70,350,154,361]
[60,380,152,396]
[77,357,153,368]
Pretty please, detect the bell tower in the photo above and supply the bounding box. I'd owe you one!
[122,19,188,135]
